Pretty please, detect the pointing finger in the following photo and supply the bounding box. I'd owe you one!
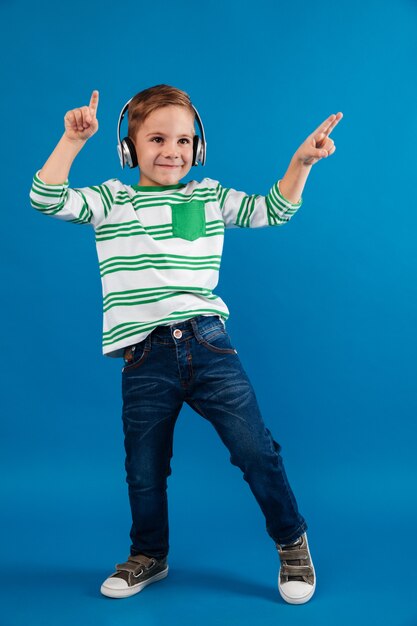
[312,112,343,138]
[89,90,99,115]
[311,114,335,137]
[324,112,343,136]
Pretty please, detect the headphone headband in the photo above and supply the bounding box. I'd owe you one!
[116,96,206,169]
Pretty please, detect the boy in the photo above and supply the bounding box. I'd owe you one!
[29,85,342,605]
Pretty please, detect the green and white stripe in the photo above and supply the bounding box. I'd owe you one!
[103,285,218,313]
[99,253,222,277]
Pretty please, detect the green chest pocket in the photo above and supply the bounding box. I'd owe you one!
[171,200,206,241]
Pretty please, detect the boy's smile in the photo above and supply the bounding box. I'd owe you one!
[133,105,195,187]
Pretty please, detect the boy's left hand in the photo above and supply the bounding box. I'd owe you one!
[294,112,343,167]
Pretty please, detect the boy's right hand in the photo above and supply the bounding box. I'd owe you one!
[64,90,99,142]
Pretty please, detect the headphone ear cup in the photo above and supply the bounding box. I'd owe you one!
[193,135,201,166]
[121,136,138,168]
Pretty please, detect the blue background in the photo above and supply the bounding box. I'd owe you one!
[2,0,417,624]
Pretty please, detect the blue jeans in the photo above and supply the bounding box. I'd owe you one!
[121,314,307,559]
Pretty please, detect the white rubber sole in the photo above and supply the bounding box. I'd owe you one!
[100,565,169,599]
[278,565,316,605]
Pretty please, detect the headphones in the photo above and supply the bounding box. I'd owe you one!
[117,96,206,169]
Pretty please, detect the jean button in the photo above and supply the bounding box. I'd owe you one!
[173,329,182,339]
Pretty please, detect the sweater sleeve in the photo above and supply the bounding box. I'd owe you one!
[29,170,117,228]
[215,179,302,229]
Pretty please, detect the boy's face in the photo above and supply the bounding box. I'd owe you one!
[133,105,195,186]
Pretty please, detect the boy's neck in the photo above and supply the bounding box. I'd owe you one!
[132,182,186,192]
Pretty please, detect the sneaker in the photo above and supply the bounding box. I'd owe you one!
[276,533,316,604]
[100,553,169,598]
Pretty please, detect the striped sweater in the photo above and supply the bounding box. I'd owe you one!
[29,172,302,358]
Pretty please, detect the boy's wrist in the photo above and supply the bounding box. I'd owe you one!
[290,153,313,171]
[61,133,88,148]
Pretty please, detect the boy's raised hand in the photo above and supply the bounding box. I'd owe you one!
[294,112,343,166]
[64,90,99,142]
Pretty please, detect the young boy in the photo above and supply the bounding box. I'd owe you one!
[29,85,342,605]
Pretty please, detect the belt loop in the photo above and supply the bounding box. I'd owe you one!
[144,333,152,350]
[190,316,203,344]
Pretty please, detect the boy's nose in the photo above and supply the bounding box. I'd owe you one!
[162,146,179,158]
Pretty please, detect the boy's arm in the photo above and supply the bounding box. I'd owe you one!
[279,158,311,206]
[29,90,109,226]
[217,111,343,229]
[279,112,343,203]
[38,90,99,184]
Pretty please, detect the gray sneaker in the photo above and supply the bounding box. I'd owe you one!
[100,553,169,598]
[276,532,316,604]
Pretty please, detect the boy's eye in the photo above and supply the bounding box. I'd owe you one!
[150,137,191,144]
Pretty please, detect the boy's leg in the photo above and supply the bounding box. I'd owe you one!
[121,334,184,559]
[186,316,307,546]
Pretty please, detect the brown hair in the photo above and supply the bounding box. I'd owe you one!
[127,84,195,139]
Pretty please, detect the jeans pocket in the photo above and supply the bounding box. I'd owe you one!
[122,340,150,372]
[171,201,206,241]
[199,327,238,354]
